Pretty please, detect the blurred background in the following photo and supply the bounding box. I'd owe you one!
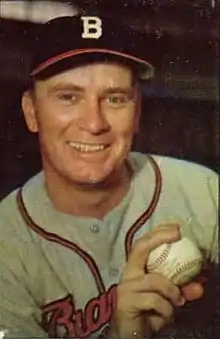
[0,0,219,199]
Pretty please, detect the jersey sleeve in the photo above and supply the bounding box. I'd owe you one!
[151,155,219,265]
[0,240,47,338]
[0,190,47,338]
[182,166,219,265]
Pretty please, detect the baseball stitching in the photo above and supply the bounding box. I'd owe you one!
[147,243,172,271]
[171,258,202,284]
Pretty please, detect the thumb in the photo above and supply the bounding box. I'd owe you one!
[122,225,181,280]
[181,282,204,301]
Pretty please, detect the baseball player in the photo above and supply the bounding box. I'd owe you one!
[0,15,218,339]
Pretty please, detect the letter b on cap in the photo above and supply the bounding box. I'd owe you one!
[81,16,102,39]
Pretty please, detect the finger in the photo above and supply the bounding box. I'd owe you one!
[148,313,173,332]
[181,282,204,301]
[123,224,181,279]
[151,224,180,233]
[136,292,174,321]
[116,291,174,323]
[119,273,183,307]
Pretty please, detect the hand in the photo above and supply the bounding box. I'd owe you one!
[110,224,186,339]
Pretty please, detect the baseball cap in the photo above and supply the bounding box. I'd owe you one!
[30,15,155,80]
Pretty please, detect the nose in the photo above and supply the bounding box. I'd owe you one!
[77,96,110,135]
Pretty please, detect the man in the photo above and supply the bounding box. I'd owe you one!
[0,15,218,339]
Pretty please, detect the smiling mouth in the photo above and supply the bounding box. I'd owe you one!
[68,141,109,153]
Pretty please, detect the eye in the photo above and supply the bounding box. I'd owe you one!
[59,93,74,100]
[56,92,81,105]
[105,93,131,107]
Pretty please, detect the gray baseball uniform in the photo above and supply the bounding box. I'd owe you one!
[0,152,218,338]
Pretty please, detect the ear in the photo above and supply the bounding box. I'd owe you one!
[21,91,38,133]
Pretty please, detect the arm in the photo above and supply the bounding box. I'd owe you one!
[0,241,47,338]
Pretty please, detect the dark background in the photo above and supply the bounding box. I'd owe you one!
[0,1,219,338]
[0,0,219,201]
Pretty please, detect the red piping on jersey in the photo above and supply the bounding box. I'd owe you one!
[30,48,154,76]
[16,155,161,298]
[125,156,162,259]
[17,189,106,294]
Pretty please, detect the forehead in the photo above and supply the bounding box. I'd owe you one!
[35,62,135,90]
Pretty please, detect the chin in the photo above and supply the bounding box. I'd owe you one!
[63,158,124,188]
[70,168,115,187]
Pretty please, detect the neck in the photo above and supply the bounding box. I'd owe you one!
[44,163,132,219]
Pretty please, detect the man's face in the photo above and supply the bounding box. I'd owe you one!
[22,62,140,187]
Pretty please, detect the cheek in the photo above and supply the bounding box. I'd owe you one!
[36,100,89,140]
[109,110,137,139]
[35,104,71,138]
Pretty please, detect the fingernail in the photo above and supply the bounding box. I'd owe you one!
[177,296,185,306]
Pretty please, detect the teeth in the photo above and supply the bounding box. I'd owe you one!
[69,142,106,152]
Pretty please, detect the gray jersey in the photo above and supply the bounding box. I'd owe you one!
[0,153,218,338]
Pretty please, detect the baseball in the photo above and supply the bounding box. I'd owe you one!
[146,237,203,286]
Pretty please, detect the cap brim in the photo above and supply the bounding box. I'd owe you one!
[30,48,155,80]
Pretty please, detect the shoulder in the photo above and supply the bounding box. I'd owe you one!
[151,154,218,196]
[0,174,45,285]
[129,153,218,262]
[0,172,43,237]
[152,154,217,178]
[0,189,20,219]
[129,152,218,186]
[0,172,42,209]
[129,151,218,217]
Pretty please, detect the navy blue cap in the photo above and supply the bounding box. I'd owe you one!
[30,15,155,80]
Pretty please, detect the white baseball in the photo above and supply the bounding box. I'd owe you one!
[146,237,203,286]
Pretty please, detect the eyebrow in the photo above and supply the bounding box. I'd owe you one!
[47,83,135,96]
[48,84,84,94]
